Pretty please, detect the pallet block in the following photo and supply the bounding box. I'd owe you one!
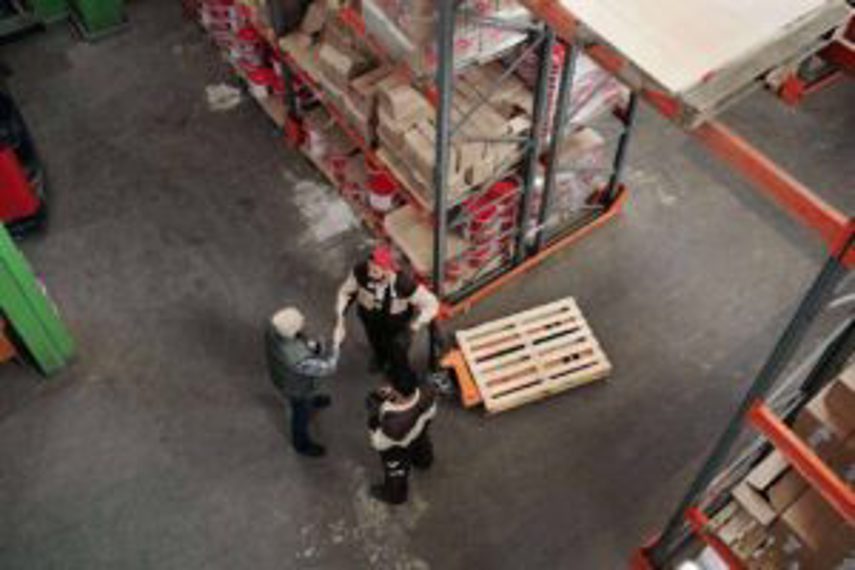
[455,297,611,413]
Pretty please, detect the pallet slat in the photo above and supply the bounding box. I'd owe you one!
[477,332,593,380]
[456,296,610,413]
[467,313,586,357]
[461,298,580,341]
[487,342,600,392]
[488,361,612,413]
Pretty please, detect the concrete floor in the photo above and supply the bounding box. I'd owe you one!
[1,2,852,568]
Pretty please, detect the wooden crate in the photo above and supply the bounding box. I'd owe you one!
[455,297,611,413]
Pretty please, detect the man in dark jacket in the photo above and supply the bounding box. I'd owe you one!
[366,377,437,505]
[266,307,338,457]
[334,245,438,383]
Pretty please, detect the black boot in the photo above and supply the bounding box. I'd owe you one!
[311,394,332,409]
[370,483,406,505]
[374,451,409,504]
[294,440,326,457]
[368,357,387,374]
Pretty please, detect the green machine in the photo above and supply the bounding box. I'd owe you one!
[69,0,126,40]
[0,225,73,376]
[0,0,68,37]
[0,0,126,41]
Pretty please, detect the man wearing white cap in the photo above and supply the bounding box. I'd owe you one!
[266,306,338,457]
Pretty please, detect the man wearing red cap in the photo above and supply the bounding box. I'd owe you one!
[334,245,438,382]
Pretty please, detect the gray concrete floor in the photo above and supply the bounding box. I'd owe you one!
[0,2,852,568]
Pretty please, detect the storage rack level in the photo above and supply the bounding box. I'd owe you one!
[496,0,853,567]
[194,0,636,329]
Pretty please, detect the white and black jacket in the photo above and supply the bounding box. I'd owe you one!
[368,386,437,452]
[337,262,439,329]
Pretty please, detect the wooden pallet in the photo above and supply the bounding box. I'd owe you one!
[455,297,611,413]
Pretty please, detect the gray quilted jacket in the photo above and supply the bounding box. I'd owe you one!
[266,324,336,399]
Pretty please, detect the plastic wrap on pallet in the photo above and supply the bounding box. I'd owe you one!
[531,127,606,234]
[361,0,530,75]
[515,43,629,133]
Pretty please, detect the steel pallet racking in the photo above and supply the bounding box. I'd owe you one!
[191,2,853,562]
[504,0,853,567]
[193,0,637,339]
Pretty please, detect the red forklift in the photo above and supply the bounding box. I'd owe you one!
[0,71,46,237]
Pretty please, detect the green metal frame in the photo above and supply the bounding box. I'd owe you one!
[0,225,73,375]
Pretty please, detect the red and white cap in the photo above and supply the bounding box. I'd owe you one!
[371,245,398,272]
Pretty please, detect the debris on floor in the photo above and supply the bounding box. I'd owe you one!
[205,83,242,112]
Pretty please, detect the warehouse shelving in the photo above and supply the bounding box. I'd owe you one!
[493,0,852,567]
[195,0,636,329]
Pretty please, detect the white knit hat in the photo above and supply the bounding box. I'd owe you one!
[271,307,305,338]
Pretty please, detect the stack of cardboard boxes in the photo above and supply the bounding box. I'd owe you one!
[315,32,379,142]
[372,64,532,203]
[711,364,855,569]
[362,0,530,76]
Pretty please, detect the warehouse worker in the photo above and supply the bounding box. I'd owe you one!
[333,245,439,382]
[266,307,338,458]
[366,376,437,505]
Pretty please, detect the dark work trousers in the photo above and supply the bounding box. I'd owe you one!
[289,397,312,448]
[378,429,434,504]
[410,429,434,470]
[359,310,415,385]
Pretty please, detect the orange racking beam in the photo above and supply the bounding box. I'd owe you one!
[686,508,747,570]
[692,122,853,264]
[748,401,855,524]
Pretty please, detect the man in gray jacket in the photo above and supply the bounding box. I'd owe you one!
[266,307,338,457]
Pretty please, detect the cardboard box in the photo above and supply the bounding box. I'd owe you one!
[765,489,855,568]
[732,451,807,528]
[318,43,358,90]
[766,469,806,514]
[456,141,485,174]
[714,504,770,559]
[300,1,327,35]
[403,126,436,180]
[826,365,855,429]
[508,115,531,137]
[377,85,431,124]
[746,450,789,490]
[829,433,855,485]
[377,108,410,148]
[348,65,394,118]
[733,482,777,526]
[794,382,853,462]
[466,154,497,186]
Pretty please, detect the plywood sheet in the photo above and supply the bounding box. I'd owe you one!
[562,0,847,95]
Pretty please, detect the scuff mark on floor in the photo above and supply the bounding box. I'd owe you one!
[349,464,430,570]
[205,83,243,112]
[291,179,358,244]
[292,462,430,569]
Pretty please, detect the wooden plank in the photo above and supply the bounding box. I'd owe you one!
[487,342,600,392]
[528,329,595,359]
[477,329,592,378]
[456,297,577,341]
[456,296,611,413]
[487,361,611,413]
[466,309,584,350]
[559,0,848,95]
[466,317,587,361]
